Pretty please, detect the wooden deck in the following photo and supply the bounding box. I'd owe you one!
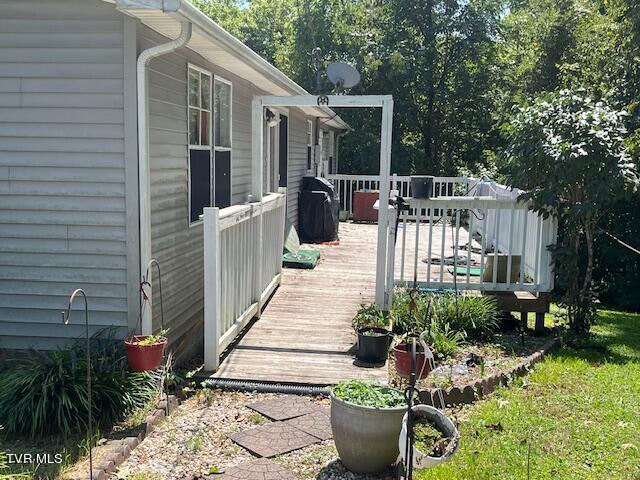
[210,220,480,385]
[212,222,386,385]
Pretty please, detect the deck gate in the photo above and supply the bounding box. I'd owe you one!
[203,191,287,371]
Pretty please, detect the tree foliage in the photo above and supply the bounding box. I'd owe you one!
[505,90,637,331]
[193,0,640,317]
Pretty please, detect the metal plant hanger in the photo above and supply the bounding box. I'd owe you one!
[140,258,170,415]
[61,288,93,479]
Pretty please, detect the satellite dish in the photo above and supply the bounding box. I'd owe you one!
[327,62,361,90]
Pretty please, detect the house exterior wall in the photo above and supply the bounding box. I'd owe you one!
[139,25,318,356]
[0,0,132,349]
[286,108,311,227]
[0,1,341,354]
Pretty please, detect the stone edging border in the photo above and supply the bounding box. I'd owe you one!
[419,337,561,407]
[91,394,180,480]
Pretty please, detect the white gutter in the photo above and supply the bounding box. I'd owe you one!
[135,21,193,334]
[173,1,350,131]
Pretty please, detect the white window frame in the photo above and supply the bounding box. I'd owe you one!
[213,75,233,206]
[187,63,213,226]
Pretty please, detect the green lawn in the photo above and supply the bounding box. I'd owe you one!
[418,309,640,480]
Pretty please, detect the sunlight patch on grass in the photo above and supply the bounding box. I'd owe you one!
[417,309,640,480]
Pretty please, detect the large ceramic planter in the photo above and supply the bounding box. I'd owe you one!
[125,336,167,372]
[330,393,406,474]
[398,404,460,469]
[393,343,431,379]
[357,327,391,363]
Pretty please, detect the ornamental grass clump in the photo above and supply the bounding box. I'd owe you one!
[332,380,405,408]
[0,330,160,438]
[432,294,499,340]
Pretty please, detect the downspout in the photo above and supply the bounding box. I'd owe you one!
[136,22,193,334]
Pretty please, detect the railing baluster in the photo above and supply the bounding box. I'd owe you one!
[506,206,515,291]
[400,210,407,282]
[492,208,500,288]
[427,206,434,284]
[440,207,447,284]
[480,211,487,290]
[520,210,528,288]
[454,208,461,285]
[534,213,542,291]
[466,208,473,287]
[413,208,421,285]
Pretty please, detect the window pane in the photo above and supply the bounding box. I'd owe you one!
[214,80,231,148]
[188,69,200,108]
[201,74,211,111]
[189,108,199,145]
[200,111,210,146]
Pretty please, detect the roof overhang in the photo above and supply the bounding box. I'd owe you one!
[109,0,350,130]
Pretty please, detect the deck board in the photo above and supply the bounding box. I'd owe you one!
[212,222,385,385]
[210,220,478,386]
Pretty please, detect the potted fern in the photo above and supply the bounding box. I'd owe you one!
[125,329,168,372]
[353,304,391,364]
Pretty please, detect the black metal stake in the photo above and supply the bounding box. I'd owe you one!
[144,258,169,415]
[61,289,92,480]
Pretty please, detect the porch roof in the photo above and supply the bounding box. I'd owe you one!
[108,0,350,131]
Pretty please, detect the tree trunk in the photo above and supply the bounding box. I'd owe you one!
[576,215,595,332]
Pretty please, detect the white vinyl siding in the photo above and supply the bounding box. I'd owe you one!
[140,25,264,356]
[0,0,128,350]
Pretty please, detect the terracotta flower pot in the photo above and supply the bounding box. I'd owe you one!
[125,335,167,372]
[393,343,431,379]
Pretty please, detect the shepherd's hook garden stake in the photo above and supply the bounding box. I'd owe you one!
[62,288,93,479]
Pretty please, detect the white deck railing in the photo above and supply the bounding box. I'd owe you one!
[326,174,471,218]
[203,191,287,370]
[390,181,557,294]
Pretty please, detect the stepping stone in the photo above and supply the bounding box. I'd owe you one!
[284,408,332,441]
[229,422,319,457]
[247,396,319,421]
[218,458,295,479]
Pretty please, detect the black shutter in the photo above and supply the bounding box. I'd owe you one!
[278,114,288,187]
[189,149,211,222]
[214,150,231,208]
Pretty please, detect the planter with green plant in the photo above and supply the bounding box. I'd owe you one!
[353,304,391,363]
[398,404,459,469]
[391,290,433,378]
[330,380,406,474]
[125,329,168,372]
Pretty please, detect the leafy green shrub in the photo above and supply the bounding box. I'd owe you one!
[332,380,405,408]
[432,294,499,340]
[391,288,432,335]
[352,303,389,331]
[0,331,160,438]
[426,321,466,359]
[505,90,637,332]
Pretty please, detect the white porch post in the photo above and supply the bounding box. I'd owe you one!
[251,98,264,201]
[251,98,265,317]
[375,98,394,308]
[203,207,221,371]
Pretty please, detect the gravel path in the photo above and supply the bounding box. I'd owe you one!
[114,390,396,480]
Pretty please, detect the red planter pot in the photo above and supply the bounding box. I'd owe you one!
[393,343,431,379]
[125,336,167,372]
